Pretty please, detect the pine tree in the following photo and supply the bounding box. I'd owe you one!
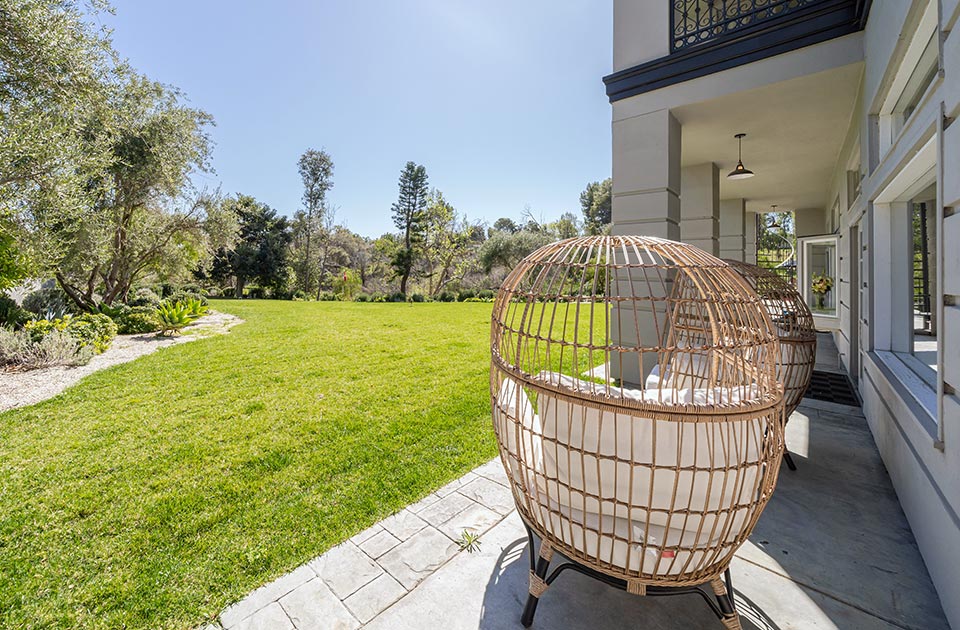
[296,149,334,295]
[390,161,429,296]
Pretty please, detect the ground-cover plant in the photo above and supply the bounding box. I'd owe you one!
[0,328,93,369]
[0,301,496,629]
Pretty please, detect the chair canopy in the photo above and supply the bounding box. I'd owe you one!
[491,236,786,590]
[724,259,817,418]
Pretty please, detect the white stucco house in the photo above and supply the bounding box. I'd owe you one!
[603,1,959,626]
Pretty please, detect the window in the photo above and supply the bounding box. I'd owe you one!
[799,235,839,319]
[910,187,938,375]
[875,0,939,157]
[846,144,862,207]
[891,33,939,137]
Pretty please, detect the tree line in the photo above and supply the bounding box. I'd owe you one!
[193,152,611,301]
[0,1,611,307]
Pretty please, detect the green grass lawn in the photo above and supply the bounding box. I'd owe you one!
[0,301,497,629]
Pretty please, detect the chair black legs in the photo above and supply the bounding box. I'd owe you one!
[521,523,551,627]
[784,450,798,471]
[518,522,743,629]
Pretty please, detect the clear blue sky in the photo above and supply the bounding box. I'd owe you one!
[100,1,613,238]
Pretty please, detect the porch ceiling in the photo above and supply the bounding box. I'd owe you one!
[672,63,863,215]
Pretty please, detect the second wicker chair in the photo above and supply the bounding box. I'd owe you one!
[725,259,817,470]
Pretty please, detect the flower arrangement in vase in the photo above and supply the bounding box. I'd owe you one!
[811,272,834,311]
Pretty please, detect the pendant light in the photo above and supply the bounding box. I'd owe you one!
[768,205,781,228]
[727,133,755,180]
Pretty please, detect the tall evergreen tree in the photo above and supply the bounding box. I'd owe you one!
[214,195,291,298]
[295,148,334,294]
[390,161,429,296]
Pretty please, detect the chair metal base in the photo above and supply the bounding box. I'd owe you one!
[520,521,741,629]
[784,450,798,471]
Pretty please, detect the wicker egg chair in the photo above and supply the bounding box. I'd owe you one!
[491,236,786,630]
[724,259,817,471]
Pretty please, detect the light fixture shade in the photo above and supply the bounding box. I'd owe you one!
[727,133,755,179]
[727,160,755,180]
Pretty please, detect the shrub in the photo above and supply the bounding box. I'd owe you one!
[354,294,370,302]
[463,297,485,302]
[476,289,495,300]
[371,293,388,303]
[25,314,117,353]
[292,290,308,301]
[0,295,30,328]
[66,313,117,353]
[410,293,425,303]
[167,289,208,307]
[95,302,126,319]
[115,306,162,334]
[0,328,31,366]
[437,291,457,303]
[129,287,161,308]
[156,301,200,335]
[22,287,71,318]
[457,289,476,302]
[0,328,92,369]
[333,269,362,301]
[389,292,407,303]
[317,291,338,301]
[23,317,66,343]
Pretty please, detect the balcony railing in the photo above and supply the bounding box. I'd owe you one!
[604,0,868,102]
[672,0,820,51]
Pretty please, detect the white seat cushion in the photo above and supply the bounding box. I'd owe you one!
[493,373,768,574]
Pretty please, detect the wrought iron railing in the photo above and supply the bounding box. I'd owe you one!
[671,0,821,51]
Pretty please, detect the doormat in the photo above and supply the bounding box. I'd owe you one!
[804,370,861,407]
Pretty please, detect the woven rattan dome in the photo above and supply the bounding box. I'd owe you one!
[724,259,817,420]
[490,236,786,629]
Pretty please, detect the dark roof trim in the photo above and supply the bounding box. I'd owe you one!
[603,0,872,103]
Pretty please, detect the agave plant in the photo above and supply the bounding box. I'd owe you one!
[156,301,200,336]
[183,297,209,318]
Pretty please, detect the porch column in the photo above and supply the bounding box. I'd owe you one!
[680,162,720,255]
[720,199,746,261]
[612,109,681,239]
[745,211,758,264]
[610,108,681,385]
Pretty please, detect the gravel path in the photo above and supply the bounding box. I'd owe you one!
[0,311,242,412]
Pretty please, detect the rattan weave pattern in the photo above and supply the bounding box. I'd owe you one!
[724,259,817,418]
[490,236,787,624]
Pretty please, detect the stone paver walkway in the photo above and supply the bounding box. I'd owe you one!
[210,460,515,630]
[207,399,950,630]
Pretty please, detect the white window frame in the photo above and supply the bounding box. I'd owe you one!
[798,234,841,329]
[873,134,939,425]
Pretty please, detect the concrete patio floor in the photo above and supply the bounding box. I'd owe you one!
[211,396,950,630]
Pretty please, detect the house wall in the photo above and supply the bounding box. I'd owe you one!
[828,2,960,627]
[610,1,960,626]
